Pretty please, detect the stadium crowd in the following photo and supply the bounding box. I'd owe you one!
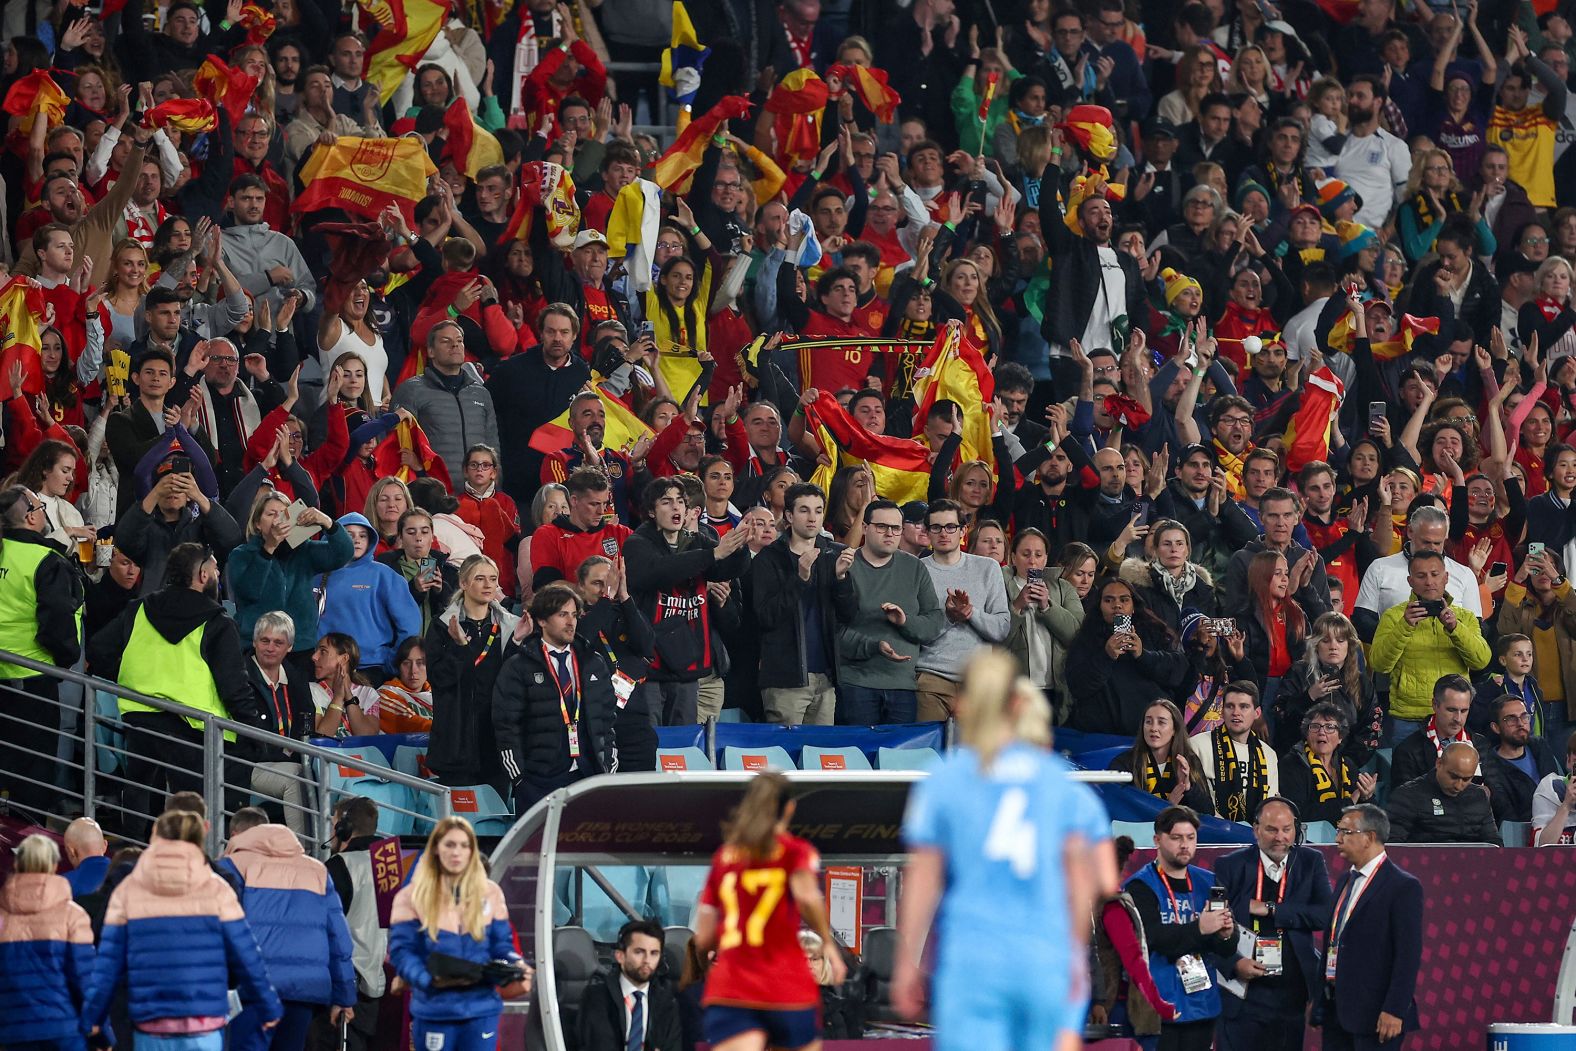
[0,0,1575,1044]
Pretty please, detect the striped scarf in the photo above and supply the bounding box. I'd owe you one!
[1304,744,1352,805]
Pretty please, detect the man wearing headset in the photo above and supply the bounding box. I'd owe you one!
[1212,796,1336,1051]
[321,797,386,1051]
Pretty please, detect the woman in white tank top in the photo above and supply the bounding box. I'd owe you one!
[319,281,390,404]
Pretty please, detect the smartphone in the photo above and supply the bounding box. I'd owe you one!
[1207,886,1229,911]
[636,320,655,341]
[1133,504,1151,528]
[1026,567,1044,583]
[1212,618,1236,636]
[169,454,192,475]
[1368,401,1386,432]
[1419,598,1446,617]
[418,555,439,577]
[1490,561,1508,577]
[1113,614,1133,635]
[1529,542,1547,559]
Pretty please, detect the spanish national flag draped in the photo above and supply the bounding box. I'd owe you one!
[659,1,709,107]
[805,390,931,503]
[652,95,753,192]
[147,98,217,134]
[357,0,449,104]
[500,161,580,248]
[826,63,900,124]
[2,70,68,137]
[766,70,827,170]
[193,55,260,117]
[1282,366,1346,474]
[1325,308,1439,360]
[442,96,503,180]
[373,417,452,489]
[911,322,996,469]
[527,384,654,457]
[293,136,438,223]
[0,276,48,399]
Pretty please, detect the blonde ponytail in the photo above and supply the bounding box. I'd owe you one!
[959,650,1053,770]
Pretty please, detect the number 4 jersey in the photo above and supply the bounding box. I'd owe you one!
[699,832,822,1010]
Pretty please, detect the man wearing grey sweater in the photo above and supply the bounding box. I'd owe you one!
[837,500,946,724]
[915,499,1011,720]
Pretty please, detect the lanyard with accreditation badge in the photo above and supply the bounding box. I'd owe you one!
[1156,864,1214,994]
[1326,856,1386,981]
[1252,858,1289,975]
[544,644,584,758]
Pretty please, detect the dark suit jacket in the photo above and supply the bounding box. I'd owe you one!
[1320,857,1423,1036]
[1214,843,1333,1012]
[1389,729,1489,790]
[577,967,682,1051]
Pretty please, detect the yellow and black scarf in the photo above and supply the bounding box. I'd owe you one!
[1142,752,1176,798]
[1304,744,1353,805]
[1412,190,1465,229]
[1214,439,1255,500]
[1213,728,1270,822]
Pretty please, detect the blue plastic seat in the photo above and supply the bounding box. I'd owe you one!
[1500,821,1531,848]
[1111,820,1155,848]
[801,745,873,771]
[720,745,795,771]
[391,743,432,781]
[1303,821,1338,844]
[319,750,412,835]
[657,747,713,771]
[445,783,513,837]
[877,746,941,771]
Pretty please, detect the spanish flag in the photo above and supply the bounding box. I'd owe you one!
[442,96,503,180]
[146,98,217,134]
[293,135,438,223]
[1326,309,1439,361]
[500,161,580,248]
[652,95,753,192]
[528,384,654,457]
[374,417,452,489]
[238,2,277,44]
[1282,366,1346,475]
[1056,104,1119,163]
[357,0,449,104]
[193,55,259,117]
[0,276,48,399]
[805,390,931,503]
[765,70,826,169]
[911,322,996,469]
[2,70,68,137]
[976,71,1000,124]
[659,1,709,107]
[606,178,663,292]
[827,63,900,124]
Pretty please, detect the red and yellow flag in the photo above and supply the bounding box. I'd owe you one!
[766,70,827,169]
[357,0,449,104]
[977,71,1000,124]
[193,55,260,117]
[1282,366,1346,475]
[238,2,277,44]
[442,96,503,180]
[827,63,900,124]
[0,277,47,399]
[652,94,753,191]
[806,391,932,503]
[146,98,217,134]
[528,384,654,457]
[911,322,996,469]
[1057,104,1118,162]
[293,136,438,223]
[2,70,68,136]
[500,161,580,248]
[374,417,452,489]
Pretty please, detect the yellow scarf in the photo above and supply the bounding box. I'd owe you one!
[1212,728,1269,823]
[1304,744,1352,805]
[1214,439,1254,500]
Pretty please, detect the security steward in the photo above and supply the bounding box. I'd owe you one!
[0,485,85,819]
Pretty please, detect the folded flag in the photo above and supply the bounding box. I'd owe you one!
[659,1,709,107]
[528,384,654,457]
[806,390,931,503]
[292,135,438,223]
[0,276,48,399]
[374,417,452,490]
[146,98,217,134]
[786,209,823,268]
[2,70,68,136]
[500,161,580,249]
[653,95,753,192]
[443,96,503,179]
[357,0,449,104]
[193,55,260,118]
[977,71,1000,124]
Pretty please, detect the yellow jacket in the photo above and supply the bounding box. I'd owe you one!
[1369,592,1491,720]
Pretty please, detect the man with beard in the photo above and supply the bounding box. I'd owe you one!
[270,41,304,121]
[1156,443,1259,584]
[487,305,591,502]
[1009,407,1100,552]
[542,390,639,523]
[1480,695,1564,824]
[15,134,151,286]
[1332,74,1412,229]
[578,919,681,1051]
[88,542,267,837]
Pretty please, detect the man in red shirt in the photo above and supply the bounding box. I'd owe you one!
[841,243,890,334]
[520,15,607,140]
[541,391,639,523]
[232,115,290,234]
[581,142,643,234]
[529,466,632,590]
[798,267,879,393]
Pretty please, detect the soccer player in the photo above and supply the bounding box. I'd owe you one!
[692,773,846,1051]
[894,650,1117,1051]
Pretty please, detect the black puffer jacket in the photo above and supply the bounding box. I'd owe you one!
[1064,615,1192,736]
[424,601,522,790]
[491,632,617,784]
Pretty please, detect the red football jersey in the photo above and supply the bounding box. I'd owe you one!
[700,832,821,1009]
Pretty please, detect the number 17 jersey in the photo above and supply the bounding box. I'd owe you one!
[700,832,822,1010]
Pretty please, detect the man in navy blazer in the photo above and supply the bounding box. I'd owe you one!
[1319,803,1424,1051]
[1214,797,1334,1051]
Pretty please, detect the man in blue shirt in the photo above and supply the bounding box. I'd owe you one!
[62,818,111,899]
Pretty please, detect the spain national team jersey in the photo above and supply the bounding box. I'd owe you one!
[903,744,1110,979]
[700,832,822,1010]
[1489,105,1559,208]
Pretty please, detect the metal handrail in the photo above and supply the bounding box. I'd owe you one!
[0,648,452,853]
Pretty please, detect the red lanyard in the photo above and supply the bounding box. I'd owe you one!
[543,644,581,727]
[1330,857,1385,944]
[1255,857,1290,906]
[472,623,500,667]
[1156,863,1192,919]
[266,679,287,732]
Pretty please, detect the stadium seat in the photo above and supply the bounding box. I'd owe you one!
[318,751,413,836]
[391,742,432,781]
[1111,820,1155,848]
[801,745,873,771]
[445,784,514,837]
[1303,821,1338,844]
[662,925,693,983]
[1500,821,1531,848]
[862,926,898,1021]
[877,746,941,770]
[553,925,600,1037]
[720,745,795,771]
[716,708,745,723]
[657,747,713,771]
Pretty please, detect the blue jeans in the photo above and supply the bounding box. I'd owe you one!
[836,685,917,725]
[232,1000,315,1051]
[134,1032,223,1051]
[411,1014,501,1051]
[1385,715,1428,747]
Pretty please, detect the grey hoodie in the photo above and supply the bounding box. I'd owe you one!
[220,221,319,313]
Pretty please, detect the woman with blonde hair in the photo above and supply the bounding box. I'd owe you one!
[389,817,530,1048]
[228,488,353,656]
[1225,44,1272,107]
[0,834,98,1049]
[893,651,1117,1051]
[798,930,863,1038]
[1275,611,1381,761]
[936,257,1004,359]
[365,475,416,552]
[101,237,150,349]
[1519,256,1576,351]
[1397,147,1495,263]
